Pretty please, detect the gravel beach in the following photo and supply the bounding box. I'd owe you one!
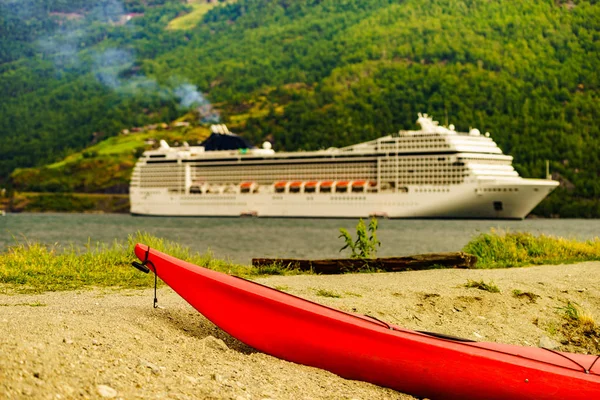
[1,262,599,399]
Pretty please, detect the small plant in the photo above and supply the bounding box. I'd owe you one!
[315,289,342,298]
[559,302,597,332]
[556,301,599,352]
[464,279,500,293]
[512,289,540,303]
[339,218,381,259]
[274,285,289,292]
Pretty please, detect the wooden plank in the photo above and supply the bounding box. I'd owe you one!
[252,252,477,274]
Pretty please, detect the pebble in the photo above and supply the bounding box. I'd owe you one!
[138,358,161,375]
[203,336,229,352]
[96,384,117,398]
[539,335,561,350]
[22,386,34,396]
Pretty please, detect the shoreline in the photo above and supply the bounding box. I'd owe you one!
[1,262,598,399]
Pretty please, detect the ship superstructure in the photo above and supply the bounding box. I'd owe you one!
[130,115,558,219]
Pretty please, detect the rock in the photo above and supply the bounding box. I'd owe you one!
[203,336,229,352]
[21,386,34,396]
[96,385,117,398]
[62,337,73,345]
[138,359,161,375]
[539,335,561,349]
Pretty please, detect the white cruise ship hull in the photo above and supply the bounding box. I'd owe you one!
[130,178,557,220]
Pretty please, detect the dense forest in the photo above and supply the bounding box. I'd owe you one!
[1,0,599,216]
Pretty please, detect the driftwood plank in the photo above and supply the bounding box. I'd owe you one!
[252,252,477,274]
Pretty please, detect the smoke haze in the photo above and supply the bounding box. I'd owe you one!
[30,0,218,119]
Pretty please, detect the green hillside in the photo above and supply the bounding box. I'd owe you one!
[1,0,600,216]
[10,117,210,193]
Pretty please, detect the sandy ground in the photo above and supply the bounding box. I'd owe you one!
[1,262,599,399]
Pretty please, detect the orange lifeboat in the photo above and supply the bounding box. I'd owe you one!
[289,181,302,193]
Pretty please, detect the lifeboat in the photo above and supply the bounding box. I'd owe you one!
[239,182,257,193]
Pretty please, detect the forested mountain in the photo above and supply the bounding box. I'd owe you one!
[1,0,599,216]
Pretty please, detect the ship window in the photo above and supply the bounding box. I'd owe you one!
[493,201,503,211]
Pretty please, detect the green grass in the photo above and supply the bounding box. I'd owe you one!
[4,230,600,294]
[464,279,500,293]
[0,232,292,293]
[463,230,600,268]
[167,1,236,31]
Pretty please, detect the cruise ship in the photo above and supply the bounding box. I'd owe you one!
[130,114,558,219]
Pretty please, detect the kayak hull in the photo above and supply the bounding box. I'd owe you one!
[135,244,600,399]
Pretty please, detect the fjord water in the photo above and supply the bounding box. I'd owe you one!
[2,214,600,264]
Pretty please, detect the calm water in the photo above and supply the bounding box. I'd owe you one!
[2,213,600,264]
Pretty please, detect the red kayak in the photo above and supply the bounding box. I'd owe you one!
[134,244,600,399]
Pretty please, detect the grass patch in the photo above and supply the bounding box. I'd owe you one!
[464,279,500,293]
[167,0,236,31]
[0,232,295,293]
[253,261,304,277]
[512,289,540,303]
[315,289,342,298]
[463,229,600,268]
[273,285,289,292]
[557,301,599,352]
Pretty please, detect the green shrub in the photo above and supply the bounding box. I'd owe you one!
[339,218,381,259]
